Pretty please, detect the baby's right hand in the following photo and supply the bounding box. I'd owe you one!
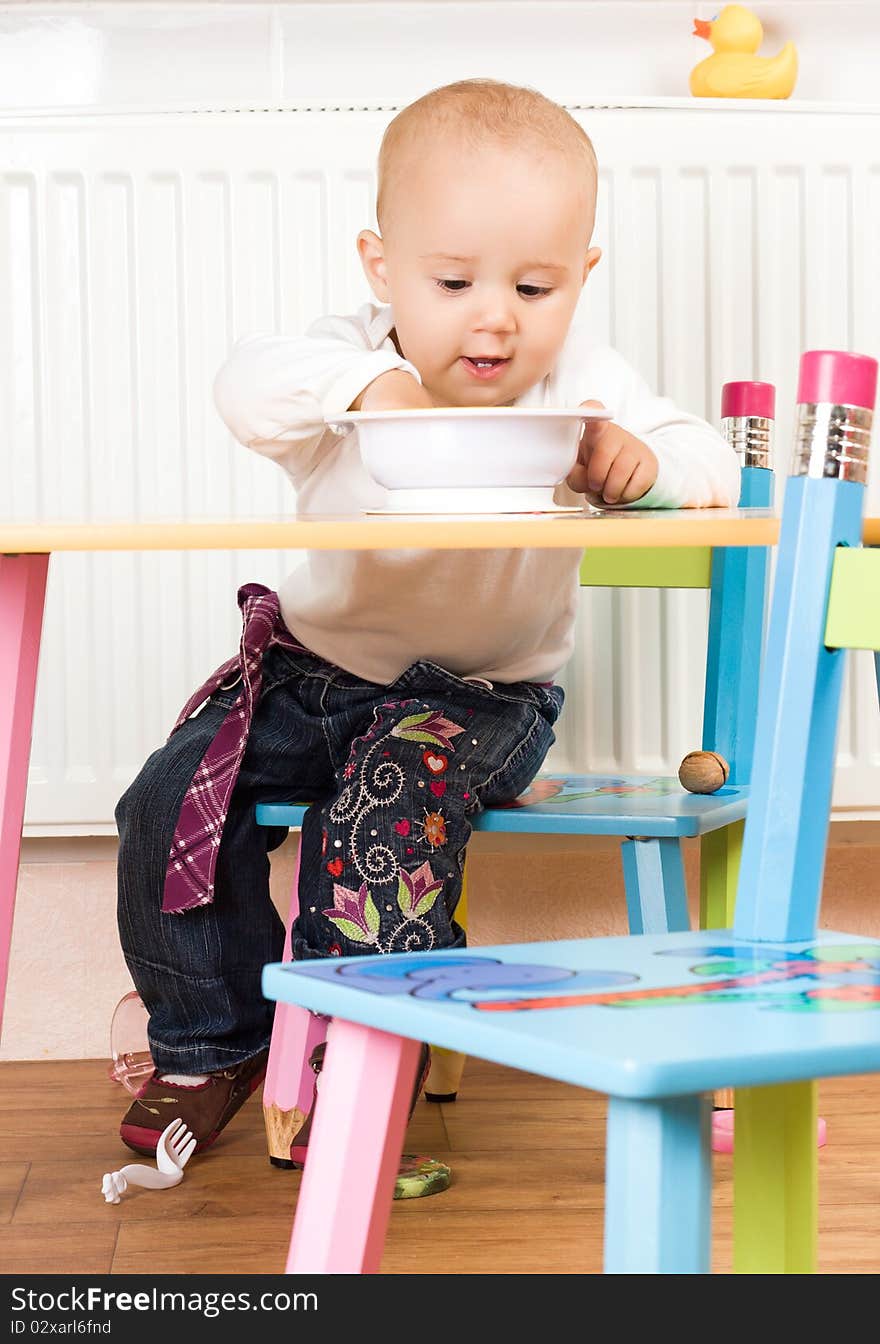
[351,369,435,413]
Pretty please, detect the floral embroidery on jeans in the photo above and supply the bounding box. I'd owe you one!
[328,706,464,890]
[323,705,465,951]
[329,711,406,889]
[323,860,444,952]
[390,709,464,752]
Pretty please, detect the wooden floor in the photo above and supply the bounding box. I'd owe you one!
[2,1059,879,1274]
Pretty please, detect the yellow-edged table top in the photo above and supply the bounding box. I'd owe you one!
[4,507,879,553]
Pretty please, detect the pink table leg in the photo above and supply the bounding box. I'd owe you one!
[285,1021,420,1274]
[0,554,49,1033]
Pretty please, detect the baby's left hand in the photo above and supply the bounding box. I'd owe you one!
[566,400,659,506]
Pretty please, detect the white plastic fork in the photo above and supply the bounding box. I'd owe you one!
[101,1166,181,1203]
[155,1117,197,1176]
[101,1119,197,1203]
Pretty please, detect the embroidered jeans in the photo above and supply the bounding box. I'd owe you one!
[116,643,563,1072]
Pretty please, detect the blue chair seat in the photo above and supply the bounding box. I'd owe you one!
[256,773,749,840]
[262,929,880,1105]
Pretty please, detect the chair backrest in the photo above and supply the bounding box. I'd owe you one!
[579,460,774,785]
[733,349,878,944]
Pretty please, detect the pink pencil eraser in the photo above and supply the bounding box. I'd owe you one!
[721,381,775,419]
[797,350,878,411]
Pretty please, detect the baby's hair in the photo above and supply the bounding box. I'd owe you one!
[376,78,598,232]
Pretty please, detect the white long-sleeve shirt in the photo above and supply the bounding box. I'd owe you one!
[213,303,740,685]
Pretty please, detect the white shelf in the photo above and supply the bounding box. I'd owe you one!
[4,96,880,121]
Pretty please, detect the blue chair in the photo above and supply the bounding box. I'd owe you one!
[262,349,880,1273]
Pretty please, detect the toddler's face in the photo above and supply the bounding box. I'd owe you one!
[359,140,600,406]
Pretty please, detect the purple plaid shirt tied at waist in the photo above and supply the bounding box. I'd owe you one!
[162,583,305,915]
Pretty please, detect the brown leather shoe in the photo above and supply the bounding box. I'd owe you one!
[120,1048,269,1156]
[287,1041,451,1200]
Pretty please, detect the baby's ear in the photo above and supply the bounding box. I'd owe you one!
[357,230,390,301]
[582,247,602,283]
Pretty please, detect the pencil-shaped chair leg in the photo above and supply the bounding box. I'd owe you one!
[701,822,743,1110]
[622,836,690,934]
[264,1003,328,1165]
[604,1093,712,1273]
[285,1022,421,1274]
[700,822,743,929]
[263,837,328,1164]
[733,1081,817,1274]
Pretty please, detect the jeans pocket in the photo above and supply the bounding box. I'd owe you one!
[207,687,241,712]
[472,707,558,809]
[528,682,565,724]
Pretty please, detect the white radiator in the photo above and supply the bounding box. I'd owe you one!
[2,103,879,831]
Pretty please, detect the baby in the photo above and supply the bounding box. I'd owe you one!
[115,79,739,1196]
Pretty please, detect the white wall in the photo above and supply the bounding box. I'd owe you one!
[1,2,878,110]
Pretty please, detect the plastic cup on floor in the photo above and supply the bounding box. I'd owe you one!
[108,990,155,1095]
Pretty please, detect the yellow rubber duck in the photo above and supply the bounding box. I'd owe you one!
[690,5,798,99]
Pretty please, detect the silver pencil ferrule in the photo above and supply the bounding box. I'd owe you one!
[721,415,773,469]
[791,402,872,483]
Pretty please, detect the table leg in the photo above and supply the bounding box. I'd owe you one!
[0,554,49,1031]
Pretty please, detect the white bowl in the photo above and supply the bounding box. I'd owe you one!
[325,405,611,513]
